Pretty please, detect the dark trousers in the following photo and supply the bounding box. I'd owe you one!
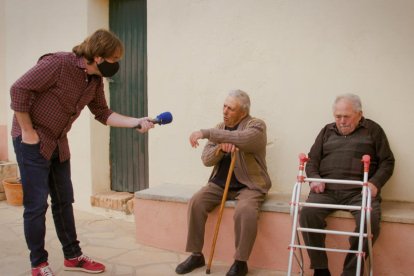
[13,136,82,267]
[185,182,266,261]
[299,189,381,276]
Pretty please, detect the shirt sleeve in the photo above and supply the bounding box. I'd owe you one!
[199,123,224,167]
[200,118,267,153]
[200,118,267,167]
[87,80,114,125]
[368,124,395,189]
[10,54,62,112]
[305,126,327,179]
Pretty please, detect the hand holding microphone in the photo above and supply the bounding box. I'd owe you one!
[135,111,173,131]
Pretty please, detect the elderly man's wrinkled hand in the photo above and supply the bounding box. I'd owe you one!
[367,182,378,198]
[219,143,237,153]
[310,182,326,193]
[189,131,203,148]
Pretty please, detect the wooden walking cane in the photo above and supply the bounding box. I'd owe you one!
[206,149,237,274]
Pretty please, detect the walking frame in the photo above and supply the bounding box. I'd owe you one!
[287,153,374,276]
[206,150,237,274]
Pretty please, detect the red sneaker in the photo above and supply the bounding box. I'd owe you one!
[64,254,105,273]
[32,262,54,276]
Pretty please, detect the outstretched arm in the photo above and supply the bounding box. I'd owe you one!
[106,112,154,133]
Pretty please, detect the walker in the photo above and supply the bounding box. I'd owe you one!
[287,153,373,276]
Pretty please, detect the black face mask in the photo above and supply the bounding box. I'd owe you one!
[97,60,120,77]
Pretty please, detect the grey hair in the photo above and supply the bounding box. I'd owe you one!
[333,93,362,112]
[228,89,251,114]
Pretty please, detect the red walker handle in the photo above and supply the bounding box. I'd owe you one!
[362,155,371,172]
[299,153,309,164]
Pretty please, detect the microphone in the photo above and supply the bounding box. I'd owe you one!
[136,111,173,129]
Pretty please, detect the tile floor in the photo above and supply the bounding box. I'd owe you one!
[0,201,287,276]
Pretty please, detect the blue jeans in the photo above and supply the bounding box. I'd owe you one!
[13,136,82,267]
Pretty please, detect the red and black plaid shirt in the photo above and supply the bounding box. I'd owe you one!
[10,52,113,161]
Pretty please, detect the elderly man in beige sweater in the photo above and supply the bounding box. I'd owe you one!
[175,90,271,276]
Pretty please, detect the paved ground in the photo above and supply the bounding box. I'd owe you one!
[0,201,287,276]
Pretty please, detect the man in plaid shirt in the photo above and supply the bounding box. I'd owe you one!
[10,29,154,276]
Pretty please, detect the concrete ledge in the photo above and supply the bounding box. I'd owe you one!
[135,183,414,224]
[134,183,414,275]
[136,183,293,213]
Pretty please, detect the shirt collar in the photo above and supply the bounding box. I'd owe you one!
[76,55,87,70]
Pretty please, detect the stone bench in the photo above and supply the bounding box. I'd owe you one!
[134,183,414,275]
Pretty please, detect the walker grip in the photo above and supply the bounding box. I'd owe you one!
[298,153,309,164]
[362,155,371,172]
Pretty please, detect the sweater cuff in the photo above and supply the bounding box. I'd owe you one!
[200,129,210,139]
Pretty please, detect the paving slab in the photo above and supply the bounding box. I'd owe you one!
[0,201,287,276]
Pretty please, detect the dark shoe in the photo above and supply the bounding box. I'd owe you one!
[175,254,205,274]
[226,260,248,276]
[314,268,331,276]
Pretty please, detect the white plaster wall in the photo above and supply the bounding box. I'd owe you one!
[4,0,109,211]
[0,0,7,160]
[3,0,414,209]
[86,0,111,198]
[147,0,414,202]
[0,0,6,125]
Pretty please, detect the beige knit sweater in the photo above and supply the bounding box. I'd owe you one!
[200,115,272,193]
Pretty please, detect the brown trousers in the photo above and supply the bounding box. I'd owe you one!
[185,182,266,261]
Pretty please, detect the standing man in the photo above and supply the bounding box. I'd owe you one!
[299,93,395,276]
[175,90,271,276]
[10,29,154,276]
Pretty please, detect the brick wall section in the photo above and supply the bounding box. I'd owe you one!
[91,191,135,214]
[0,125,8,161]
[0,162,18,201]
